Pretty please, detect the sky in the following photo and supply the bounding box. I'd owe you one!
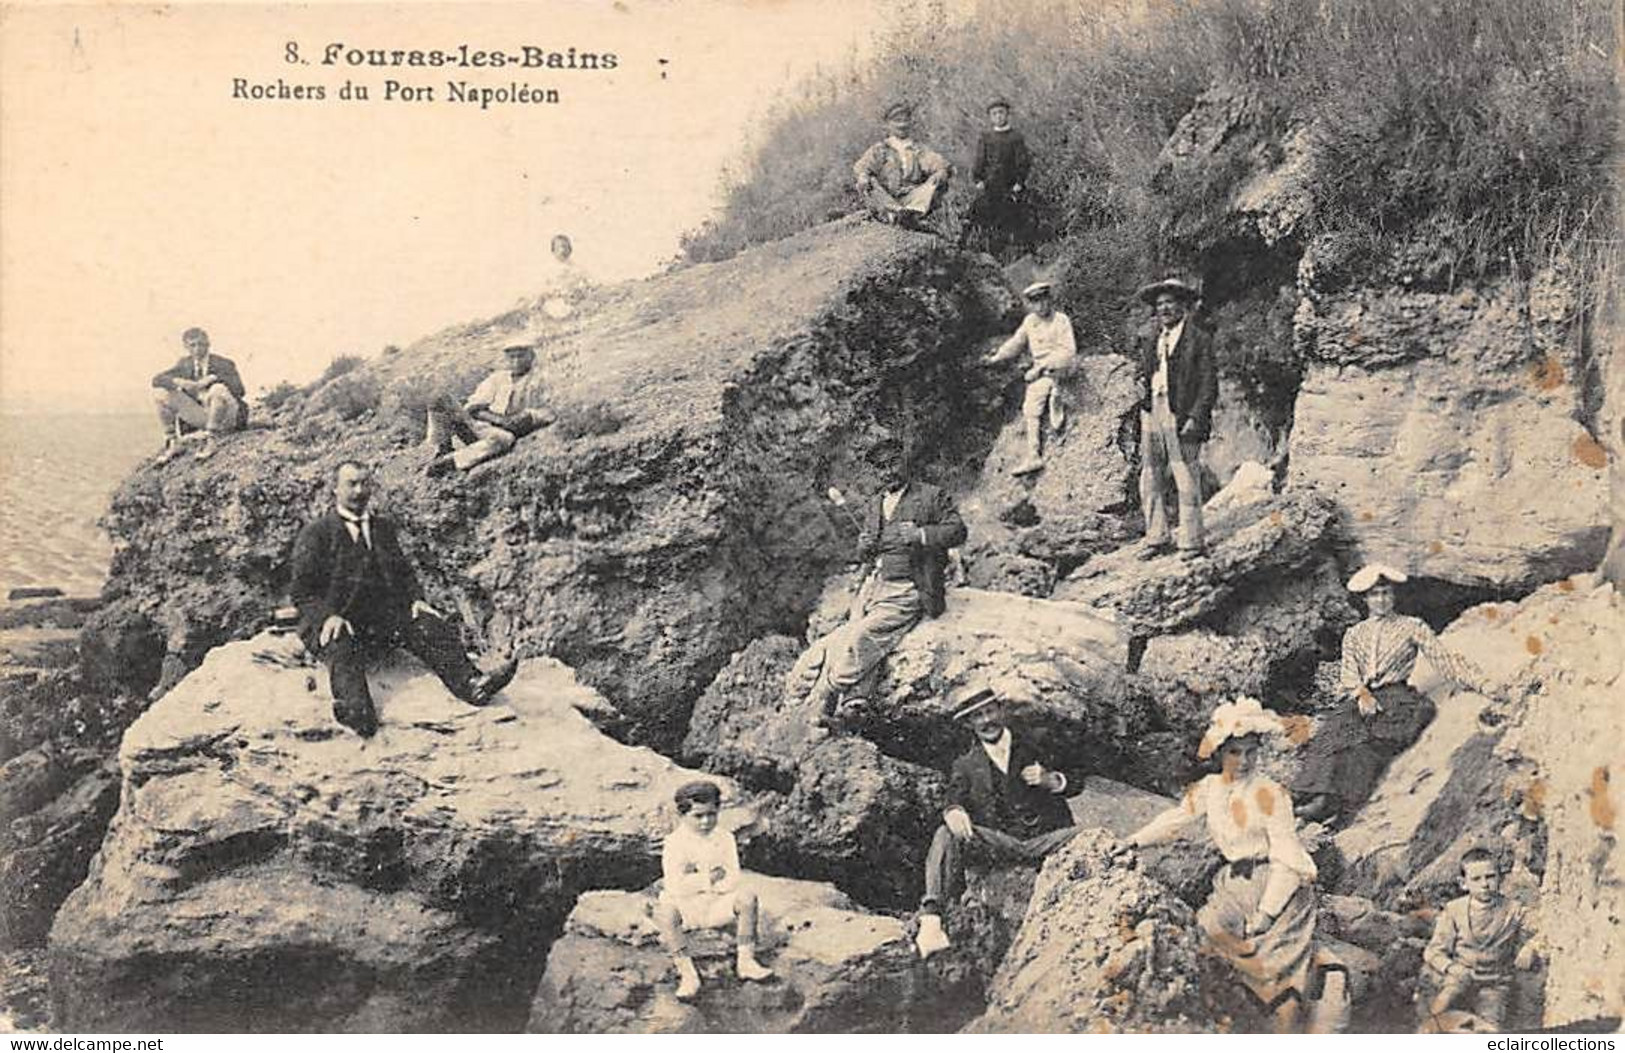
[0,1,884,412]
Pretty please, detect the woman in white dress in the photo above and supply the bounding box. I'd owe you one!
[1131,697,1349,1033]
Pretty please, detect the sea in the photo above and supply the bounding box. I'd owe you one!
[0,412,158,597]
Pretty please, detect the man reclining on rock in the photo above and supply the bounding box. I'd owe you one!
[291,460,517,737]
[795,437,967,728]
[424,343,554,477]
[915,680,1084,959]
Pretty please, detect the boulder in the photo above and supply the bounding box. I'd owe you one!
[968,354,1142,526]
[49,631,744,1032]
[94,219,1012,749]
[1053,491,1339,637]
[682,635,947,909]
[1288,266,1609,591]
[526,874,957,1033]
[963,829,1238,1033]
[0,755,119,948]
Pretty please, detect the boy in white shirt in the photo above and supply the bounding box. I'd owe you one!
[655,781,775,1000]
[983,281,1076,475]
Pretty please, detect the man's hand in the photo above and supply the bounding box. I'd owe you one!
[881,518,919,549]
[974,180,985,191]
[1011,183,1024,196]
[1514,945,1538,971]
[944,807,973,840]
[1243,911,1275,938]
[1021,763,1064,792]
[318,615,354,647]
[1354,685,1380,717]
[410,600,443,621]
[1179,418,1200,439]
[1023,365,1044,383]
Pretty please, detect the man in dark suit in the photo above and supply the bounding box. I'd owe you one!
[805,437,967,728]
[1134,278,1218,554]
[962,98,1035,256]
[915,680,1083,958]
[290,461,517,737]
[151,327,247,462]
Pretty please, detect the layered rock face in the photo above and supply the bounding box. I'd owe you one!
[48,632,738,1032]
[1289,269,1610,591]
[527,875,944,1033]
[92,219,1010,748]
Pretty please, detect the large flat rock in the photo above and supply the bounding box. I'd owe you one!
[48,631,739,1032]
[526,874,952,1033]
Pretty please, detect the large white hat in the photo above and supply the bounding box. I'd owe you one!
[1347,563,1408,593]
[1197,696,1284,760]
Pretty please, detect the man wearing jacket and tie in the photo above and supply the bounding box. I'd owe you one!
[290,461,516,737]
[1134,278,1218,554]
[803,436,967,728]
[914,680,1084,959]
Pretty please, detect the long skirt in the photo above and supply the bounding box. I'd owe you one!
[1199,861,1319,1012]
[1293,683,1437,809]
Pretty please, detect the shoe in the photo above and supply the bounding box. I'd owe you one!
[153,440,180,466]
[736,951,775,983]
[467,657,518,706]
[915,913,951,959]
[193,440,215,462]
[1137,539,1173,559]
[1010,456,1044,476]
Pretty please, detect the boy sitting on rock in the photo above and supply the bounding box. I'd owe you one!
[982,281,1076,475]
[1421,846,1542,1031]
[656,780,776,1001]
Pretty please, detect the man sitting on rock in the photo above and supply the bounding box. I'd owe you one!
[424,343,554,477]
[291,460,517,737]
[916,680,1083,959]
[800,437,966,728]
[853,103,953,230]
[1133,278,1217,555]
[151,327,247,463]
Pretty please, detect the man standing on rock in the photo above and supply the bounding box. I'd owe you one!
[150,327,247,463]
[1134,278,1217,555]
[962,98,1034,256]
[423,343,554,477]
[291,461,517,737]
[801,437,966,728]
[853,103,953,230]
[915,680,1083,959]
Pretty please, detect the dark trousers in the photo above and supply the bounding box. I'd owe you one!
[317,616,481,736]
[920,821,1081,911]
[962,189,1033,255]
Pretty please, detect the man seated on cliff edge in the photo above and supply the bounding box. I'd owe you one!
[915,680,1084,959]
[853,102,953,231]
[795,436,966,729]
[291,460,518,738]
[423,343,554,477]
[151,327,247,464]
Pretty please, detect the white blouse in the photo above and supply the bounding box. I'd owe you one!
[1134,773,1316,916]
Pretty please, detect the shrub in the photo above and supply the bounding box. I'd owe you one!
[310,354,365,390]
[258,381,301,413]
[552,399,628,440]
[681,0,1617,291]
[312,373,381,421]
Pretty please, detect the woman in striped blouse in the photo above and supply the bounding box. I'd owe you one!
[1294,564,1504,823]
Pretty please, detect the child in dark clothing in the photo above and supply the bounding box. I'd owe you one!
[963,99,1034,255]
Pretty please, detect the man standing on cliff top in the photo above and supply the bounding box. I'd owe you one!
[962,98,1035,256]
[150,327,247,464]
[853,103,953,231]
[290,461,517,737]
[797,436,966,728]
[1134,278,1217,555]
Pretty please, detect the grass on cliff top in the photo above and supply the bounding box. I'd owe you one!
[681,0,1617,297]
